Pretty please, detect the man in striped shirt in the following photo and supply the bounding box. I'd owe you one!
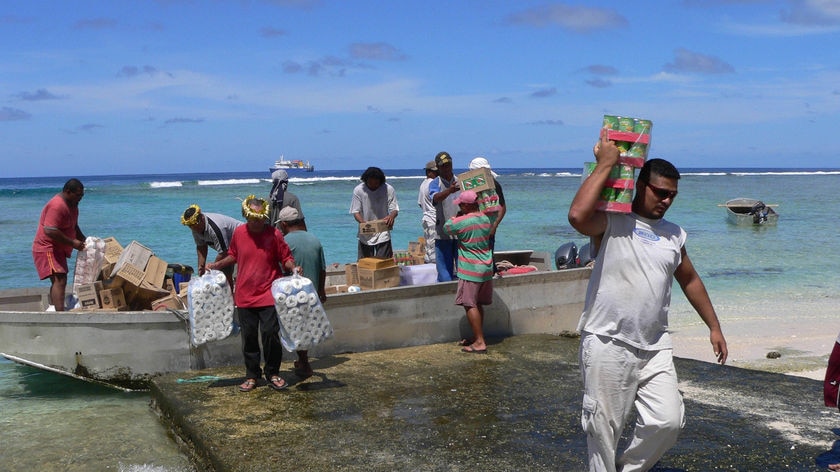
[443,190,494,354]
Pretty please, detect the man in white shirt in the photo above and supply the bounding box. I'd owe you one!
[567,131,728,472]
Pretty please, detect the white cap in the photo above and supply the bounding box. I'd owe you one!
[272,169,289,182]
[469,157,498,177]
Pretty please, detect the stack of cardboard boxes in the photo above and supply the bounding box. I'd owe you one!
[394,237,426,266]
[73,238,188,311]
[583,114,653,213]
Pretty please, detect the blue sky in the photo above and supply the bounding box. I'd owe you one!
[2,0,839,177]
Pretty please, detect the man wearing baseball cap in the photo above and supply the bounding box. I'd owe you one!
[443,189,494,353]
[428,151,461,281]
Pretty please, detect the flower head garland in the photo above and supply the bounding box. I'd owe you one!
[241,195,269,220]
[181,204,202,226]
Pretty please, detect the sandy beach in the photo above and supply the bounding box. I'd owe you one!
[670,298,837,381]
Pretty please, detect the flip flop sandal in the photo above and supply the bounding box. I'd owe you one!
[268,376,288,391]
[461,345,487,354]
[238,378,257,392]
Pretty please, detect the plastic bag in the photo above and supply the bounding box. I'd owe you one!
[187,269,235,346]
[72,236,106,293]
[272,270,333,351]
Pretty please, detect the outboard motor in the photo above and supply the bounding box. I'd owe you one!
[578,242,595,267]
[748,201,769,224]
[555,242,578,270]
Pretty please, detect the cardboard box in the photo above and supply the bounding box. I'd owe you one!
[102,237,123,264]
[399,264,437,286]
[99,287,127,310]
[144,256,168,289]
[359,219,390,235]
[457,168,495,193]
[123,281,170,310]
[358,266,401,290]
[179,282,191,296]
[77,282,101,309]
[163,278,175,295]
[324,284,349,295]
[151,294,185,311]
[112,241,153,275]
[113,262,146,287]
[408,240,424,256]
[345,263,359,286]
[357,257,396,270]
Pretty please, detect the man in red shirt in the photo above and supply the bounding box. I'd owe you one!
[32,178,86,311]
[208,195,296,392]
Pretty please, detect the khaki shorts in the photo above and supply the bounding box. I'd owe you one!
[455,279,493,308]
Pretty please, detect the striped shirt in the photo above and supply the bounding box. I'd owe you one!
[443,211,493,282]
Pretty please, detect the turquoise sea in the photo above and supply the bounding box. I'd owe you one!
[2,167,840,470]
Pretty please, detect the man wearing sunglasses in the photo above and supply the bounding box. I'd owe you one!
[568,131,728,472]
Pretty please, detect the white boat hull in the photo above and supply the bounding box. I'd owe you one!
[0,265,591,390]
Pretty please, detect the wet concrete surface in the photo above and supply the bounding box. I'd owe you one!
[151,334,840,471]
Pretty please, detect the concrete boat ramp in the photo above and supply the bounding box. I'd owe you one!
[151,333,840,471]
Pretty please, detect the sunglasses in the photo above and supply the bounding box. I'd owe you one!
[644,181,678,200]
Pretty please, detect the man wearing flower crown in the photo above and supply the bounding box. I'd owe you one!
[208,196,296,392]
[181,204,242,286]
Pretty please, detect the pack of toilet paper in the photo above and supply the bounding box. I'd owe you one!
[271,272,333,351]
[187,269,235,346]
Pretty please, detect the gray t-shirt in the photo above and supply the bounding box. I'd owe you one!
[192,212,243,254]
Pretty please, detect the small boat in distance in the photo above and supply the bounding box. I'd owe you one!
[269,155,314,173]
[722,198,779,226]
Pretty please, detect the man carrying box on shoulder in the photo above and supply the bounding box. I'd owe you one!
[444,190,493,354]
[567,130,728,471]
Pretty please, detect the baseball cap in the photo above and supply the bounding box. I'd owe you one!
[454,190,478,205]
[275,206,301,223]
[435,151,452,166]
[425,160,438,171]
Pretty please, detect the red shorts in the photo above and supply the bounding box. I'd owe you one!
[33,250,68,280]
[455,279,493,308]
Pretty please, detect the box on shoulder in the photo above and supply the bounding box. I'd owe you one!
[357,257,396,270]
[359,219,390,235]
[457,168,495,193]
[358,266,401,290]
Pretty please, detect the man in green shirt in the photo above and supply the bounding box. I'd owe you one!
[276,206,327,377]
[443,190,494,354]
